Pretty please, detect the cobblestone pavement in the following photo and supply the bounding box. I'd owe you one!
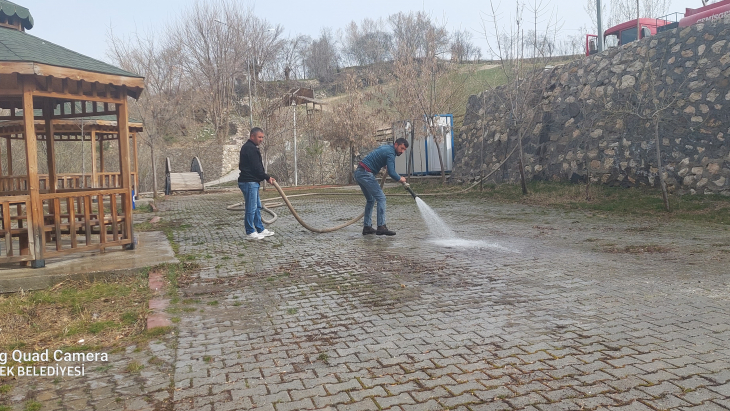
[3,190,730,410]
[164,191,730,411]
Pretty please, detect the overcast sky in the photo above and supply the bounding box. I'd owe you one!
[23,0,707,63]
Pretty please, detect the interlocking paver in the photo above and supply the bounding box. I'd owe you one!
[8,192,730,411]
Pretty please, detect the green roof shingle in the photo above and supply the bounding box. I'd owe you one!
[0,26,142,78]
[0,0,33,30]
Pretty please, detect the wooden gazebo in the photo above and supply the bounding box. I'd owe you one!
[0,1,144,267]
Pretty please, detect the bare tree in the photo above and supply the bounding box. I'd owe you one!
[610,0,671,23]
[343,18,393,67]
[481,0,561,194]
[279,35,309,81]
[609,48,691,211]
[389,11,450,61]
[169,1,252,141]
[108,29,191,197]
[321,72,380,183]
[302,29,340,82]
[247,18,285,82]
[450,30,482,63]
[386,13,469,184]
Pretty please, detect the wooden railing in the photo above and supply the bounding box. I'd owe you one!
[38,188,131,259]
[0,172,138,193]
[0,195,34,264]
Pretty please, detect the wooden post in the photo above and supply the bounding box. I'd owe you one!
[90,128,97,188]
[132,131,139,196]
[44,100,57,192]
[22,78,42,266]
[5,137,11,176]
[0,137,4,177]
[99,133,105,174]
[116,99,134,245]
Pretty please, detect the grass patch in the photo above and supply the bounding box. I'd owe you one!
[0,262,197,363]
[0,276,150,353]
[87,321,119,335]
[23,401,41,411]
[144,326,174,338]
[126,361,144,373]
[401,180,730,225]
[0,384,10,394]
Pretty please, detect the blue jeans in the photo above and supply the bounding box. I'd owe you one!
[354,167,386,227]
[238,182,265,235]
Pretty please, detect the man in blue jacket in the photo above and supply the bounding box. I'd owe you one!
[238,127,276,240]
[354,138,409,236]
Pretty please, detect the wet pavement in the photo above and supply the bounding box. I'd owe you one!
[0,231,178,293]
[3,190,730,410]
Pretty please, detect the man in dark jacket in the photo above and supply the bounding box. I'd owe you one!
[354,138,408,236]
[238,127,276,240]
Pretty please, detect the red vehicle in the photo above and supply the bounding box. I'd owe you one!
[679,0,730,27]
[585,0,730,55]
[586,18,672,55]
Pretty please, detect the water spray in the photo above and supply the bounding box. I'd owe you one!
[402,182,418,200]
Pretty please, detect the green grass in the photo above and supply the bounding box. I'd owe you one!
[125,361,144,373]
[121,311,139,325]
[87,321,118,335]
[23,400,42,411]
[403,179,730,225]
[23,282,134,307]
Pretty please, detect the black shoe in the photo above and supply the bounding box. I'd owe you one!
[376,225,396,236]
[362,226,376,235]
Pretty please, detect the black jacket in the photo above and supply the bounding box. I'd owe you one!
[238,140,270,183]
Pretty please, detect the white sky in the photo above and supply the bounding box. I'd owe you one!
[22,0,707,63]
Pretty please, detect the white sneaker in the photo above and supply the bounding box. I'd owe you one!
[259,229,275,237]
[247,232,264,240]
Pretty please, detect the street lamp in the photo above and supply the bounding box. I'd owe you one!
[292,99,297,186]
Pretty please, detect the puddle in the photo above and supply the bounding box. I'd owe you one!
[428,238,519,252]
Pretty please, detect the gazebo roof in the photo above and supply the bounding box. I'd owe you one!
[0,27,140,79]
[0,0,33,30]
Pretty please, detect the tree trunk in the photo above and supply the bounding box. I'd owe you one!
[150,142,158,199]
[434,137,446,185]
[349,142,354,185]
[517,131,528,195]
[654,118,670,211]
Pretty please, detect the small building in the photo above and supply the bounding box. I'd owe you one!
[0,0,145,267]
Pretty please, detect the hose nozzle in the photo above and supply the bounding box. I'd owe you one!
[402,182,418,199]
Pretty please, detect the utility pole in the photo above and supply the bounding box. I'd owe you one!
[637,0,641,40]
[247,60,253,128]
[291,100,292,187]
[597,0,604,51]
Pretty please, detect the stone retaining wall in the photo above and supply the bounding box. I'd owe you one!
[453,18,730,194]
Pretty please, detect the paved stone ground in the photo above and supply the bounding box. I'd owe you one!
[3,189,730,410]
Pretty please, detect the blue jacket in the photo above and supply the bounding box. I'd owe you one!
[361,144,402,182]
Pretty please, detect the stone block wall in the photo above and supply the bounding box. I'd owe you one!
[453,18,730,194]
